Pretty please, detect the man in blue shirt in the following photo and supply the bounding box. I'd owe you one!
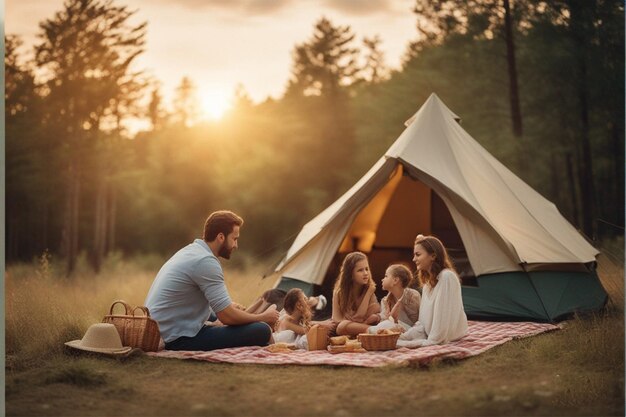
[145,210,279,351]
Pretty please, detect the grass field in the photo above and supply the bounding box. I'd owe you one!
[5,246,625,417]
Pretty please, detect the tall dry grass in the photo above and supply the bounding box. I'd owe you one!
[5,251,278,370]
[548,241,625,407]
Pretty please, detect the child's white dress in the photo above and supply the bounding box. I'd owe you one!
[272,310,308,349]
[272,329,308,349]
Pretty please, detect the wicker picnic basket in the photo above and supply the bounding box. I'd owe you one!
[102,300,161,352]
[357,332,401,351]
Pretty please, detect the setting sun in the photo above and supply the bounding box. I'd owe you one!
[200,90,231,120]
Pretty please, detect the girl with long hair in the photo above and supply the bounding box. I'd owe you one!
[332,252,381,336]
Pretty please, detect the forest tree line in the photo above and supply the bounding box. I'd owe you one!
[6,0,624,275]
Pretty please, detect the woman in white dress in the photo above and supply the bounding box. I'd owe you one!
[397,234,468,348]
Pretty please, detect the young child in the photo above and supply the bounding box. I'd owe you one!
[272,288,313,349]
[332,251,381,337]
[246,289,327,315]
[368,264,421,334]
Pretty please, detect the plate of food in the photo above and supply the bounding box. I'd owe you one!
[327,336,367,353]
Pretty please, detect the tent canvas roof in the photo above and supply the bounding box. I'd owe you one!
[275,93,598,286]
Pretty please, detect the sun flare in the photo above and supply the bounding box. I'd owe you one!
[200,91,231,120]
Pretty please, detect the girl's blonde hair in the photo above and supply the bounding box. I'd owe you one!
[333,251,374,314]
[414,234,457,288]
[282,288,312,326]
[384,264,413,313]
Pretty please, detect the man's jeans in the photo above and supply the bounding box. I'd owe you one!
[164,321,272,351]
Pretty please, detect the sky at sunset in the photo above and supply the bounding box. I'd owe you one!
[7,0,418,120]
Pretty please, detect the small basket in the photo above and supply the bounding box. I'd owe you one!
[103,300,161,352]
[357,332,400,351]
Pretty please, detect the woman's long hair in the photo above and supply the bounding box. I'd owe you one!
[414,235,457,289]
[333,251,373,314]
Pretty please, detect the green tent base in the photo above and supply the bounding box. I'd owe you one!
[462,269,608,322]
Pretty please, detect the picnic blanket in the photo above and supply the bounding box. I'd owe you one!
[146,321,559,368]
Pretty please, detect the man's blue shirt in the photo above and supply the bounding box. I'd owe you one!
[145,239,232,343]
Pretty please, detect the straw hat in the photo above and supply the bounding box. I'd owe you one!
[65,323,132,355]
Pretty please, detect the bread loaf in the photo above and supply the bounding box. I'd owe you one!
[266,343,296,353]
[329,335,349,346]
[345,340,362,350]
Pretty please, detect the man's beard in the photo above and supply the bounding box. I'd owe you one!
[218,243,233,259]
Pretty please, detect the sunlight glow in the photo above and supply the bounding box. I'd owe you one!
[200,90,232,120]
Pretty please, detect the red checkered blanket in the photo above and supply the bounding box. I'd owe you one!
[146,321,559,368]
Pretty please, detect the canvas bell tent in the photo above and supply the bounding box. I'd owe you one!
[272,93,607,322]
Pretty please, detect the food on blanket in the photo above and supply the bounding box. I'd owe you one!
[327,340,365,354]
[329,336,349,346]
[345,340,362,349]
[265,343,296,353]
[326,336,365,353]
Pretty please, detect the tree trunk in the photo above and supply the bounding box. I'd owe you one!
[8,216,18,261]
[565,152,580,228]
[107,183,117,254]
[610,121,624,225]
[42,202,49,251]
[64,160,81,276]
[550,153,560,206]
[576,67,595,238]
[92,178,107,273]
[503,0,523,138]
[569,2,596,239]
[71,168,80,273]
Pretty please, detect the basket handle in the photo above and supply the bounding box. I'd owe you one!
[132,306,151,317]
[109,300,132,315]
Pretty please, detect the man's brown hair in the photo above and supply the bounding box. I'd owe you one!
[203,210,244,242]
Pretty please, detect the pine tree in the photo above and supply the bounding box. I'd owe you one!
[285,17,361,201]
[172,76,201,127]
[34,0,147,274]
[361,35,390,84]
[287,17,360,97]
[411,0,526,138]
[148,86,165,131]
[6,35,50,261]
